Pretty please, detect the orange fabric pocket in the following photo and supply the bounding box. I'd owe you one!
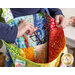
[22,47,34,61]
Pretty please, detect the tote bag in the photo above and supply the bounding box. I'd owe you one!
[2,8,68,67]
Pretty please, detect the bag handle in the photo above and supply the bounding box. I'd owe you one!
[45,8,50,16]
[3,8,50,22]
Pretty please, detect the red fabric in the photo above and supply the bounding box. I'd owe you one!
[45,14,66,62]
[23,14,66,63]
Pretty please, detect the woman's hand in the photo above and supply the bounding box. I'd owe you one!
[17,20,37,38]
[55,15,68,28]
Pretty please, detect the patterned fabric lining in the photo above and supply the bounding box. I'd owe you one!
[2,8,67,67]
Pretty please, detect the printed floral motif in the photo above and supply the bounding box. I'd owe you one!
[2,8,14,23]
[3,8,67,67]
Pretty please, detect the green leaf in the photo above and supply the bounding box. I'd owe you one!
[0,8,2,17]
[11,63,15,67]
[0,17,5,23]
[0,40,3,49]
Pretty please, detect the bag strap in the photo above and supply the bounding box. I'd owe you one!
[45,8,50,16]
[2,8,50,22]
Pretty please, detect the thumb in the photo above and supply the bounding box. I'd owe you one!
[55,16,60,25]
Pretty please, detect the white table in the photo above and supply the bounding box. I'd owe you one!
[64,25,75,66]
[64,25,75,48]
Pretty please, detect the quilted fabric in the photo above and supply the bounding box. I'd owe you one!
[7,13,47,49]
[2,8,67,67]
[45,14,66,62]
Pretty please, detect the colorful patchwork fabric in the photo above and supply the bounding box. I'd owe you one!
[45,14,66,62]
[6,13,47,48]
[5,10,49,63]
[2,8,67,67]
[5,40,68,67]
[3,8,49,64]
[2,8,14,22]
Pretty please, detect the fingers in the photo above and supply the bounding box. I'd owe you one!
[55,15,60,25]
[25,30,30,34]
[25,22,38,35]
[60,18,68,28]
[26,27,38,35]
[55,15,62,28]
[27,27,34,35]
[17,20,38,38]
[60,18,65,26]
[55,15,68,28]
[18,20,38,35]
